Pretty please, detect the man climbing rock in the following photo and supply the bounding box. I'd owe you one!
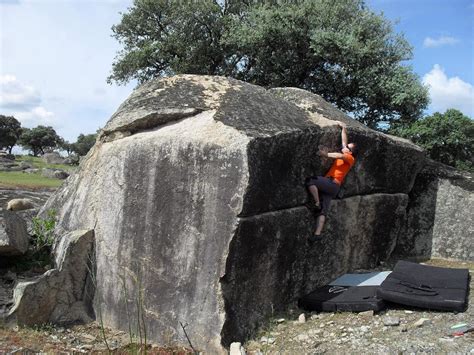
[306,121,357,241]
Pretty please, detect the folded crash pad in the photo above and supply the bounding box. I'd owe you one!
[330,271,391,286]
[377,261,470,312]
[298,285,385,312]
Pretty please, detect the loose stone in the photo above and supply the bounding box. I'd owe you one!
[414,318,431,327]
[230,342,242,355]
[298,313,306,323]
[358,310,374,317]
[297,334,309,341]
[383,316,400,326]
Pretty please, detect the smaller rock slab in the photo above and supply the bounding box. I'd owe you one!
[6,229,95,326]
[0,211,29,256]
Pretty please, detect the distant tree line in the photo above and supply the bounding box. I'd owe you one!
[0,114,97,159]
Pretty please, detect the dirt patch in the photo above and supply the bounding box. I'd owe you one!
[0,322,194,354]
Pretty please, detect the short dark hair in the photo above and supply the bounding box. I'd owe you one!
[349,143,358,157]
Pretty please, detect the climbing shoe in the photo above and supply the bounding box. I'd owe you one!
[308,234,322,243]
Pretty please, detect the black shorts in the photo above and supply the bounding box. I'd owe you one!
[306,176,340,215]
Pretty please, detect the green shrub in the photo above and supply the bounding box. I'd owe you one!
[31,209,57,252]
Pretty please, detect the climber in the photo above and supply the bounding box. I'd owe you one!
[305,121,357,242]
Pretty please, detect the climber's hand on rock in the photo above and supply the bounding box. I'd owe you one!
[336,121,347,128]
[318,147,328,157]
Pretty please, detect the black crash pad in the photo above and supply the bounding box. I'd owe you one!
[298,285,385,312]
[377,261,470,312]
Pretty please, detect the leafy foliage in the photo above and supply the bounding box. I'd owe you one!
[18,126,62,156]
[391,109,474,171]
[31,209,57,253]
[11,210,57,271]
[58,138,74,156]
[109,0,429,129]
[72,133,97,156]
[0,115,22,153]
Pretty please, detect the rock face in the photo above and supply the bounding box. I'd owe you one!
[6,230,95,326]
[0,211,29,256]
[39,75,456,352]
[393,161,474,261]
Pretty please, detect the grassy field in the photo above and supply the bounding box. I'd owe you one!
[0,171,63,189]
[0,155,76,189]
[15,155,74,172]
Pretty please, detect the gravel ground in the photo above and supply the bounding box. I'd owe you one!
[0,259,471,354]
[243,259,474,354]
[0,322,194,354]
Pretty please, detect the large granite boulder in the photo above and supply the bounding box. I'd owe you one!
[40,75,427,352]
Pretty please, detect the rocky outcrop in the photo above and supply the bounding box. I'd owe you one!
[41,168,69,180]
[0,189,54,238]
[42,152,66,165]
[37,75,432,352]
[393,161,474,261]
[0,211,29,256]
[6,198,34,211]
[6,229,95,326]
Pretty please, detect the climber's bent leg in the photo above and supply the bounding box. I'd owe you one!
[314,214,326,236]
[313,179,340,236]
[308,184,321,207]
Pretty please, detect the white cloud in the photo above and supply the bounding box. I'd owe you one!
[0,74,57,127]
[13,106,56,127]
[0,74,41,109]
[423,36,460,48]
[423,64,474,116]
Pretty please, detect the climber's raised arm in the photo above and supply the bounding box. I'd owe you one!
[337,121,348,148]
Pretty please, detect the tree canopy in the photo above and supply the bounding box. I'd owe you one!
[391,109,474,172]
[109,0,429,129]
[18,126,62,157]
[72,133,97,156]
[0,115,22,154]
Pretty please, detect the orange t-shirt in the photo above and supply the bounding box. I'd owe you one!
[325,153,355,185]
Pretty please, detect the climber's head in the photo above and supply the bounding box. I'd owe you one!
[342,143,358,157]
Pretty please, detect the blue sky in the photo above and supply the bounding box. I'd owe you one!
[1,0,473,144]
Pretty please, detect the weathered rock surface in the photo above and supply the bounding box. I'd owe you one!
[0,211,29,256]
[42,152,65,165]
[41,168,69,180]
[0,189,54,237]
[393,161,474,261]
[270,88,425,196]
[6,229,95,326]
[37,75,468,352]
